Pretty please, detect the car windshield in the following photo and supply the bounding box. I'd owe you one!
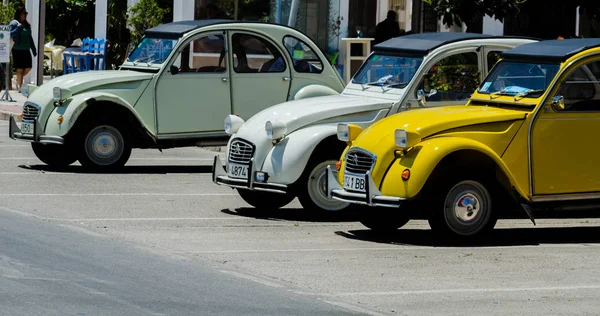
[126,37,179,66]
[478,61,560,99]
[352,54,424,90]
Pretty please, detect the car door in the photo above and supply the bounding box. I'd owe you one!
[531,58,600,195]
[156,31,231,134]
[228,31,291,121]
[410,48,482,107]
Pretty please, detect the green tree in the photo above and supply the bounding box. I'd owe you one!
[424,0,526,31]
[0,1,17,24]
[127,0,170,45]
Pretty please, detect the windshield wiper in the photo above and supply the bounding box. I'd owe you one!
[360,81,386,91]
[131,54,155,66]
[383,81,409,90]
[514,89,545,101]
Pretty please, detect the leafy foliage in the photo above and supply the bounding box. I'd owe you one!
[424,0,526,28]
[127,0,170,45]
[0,1,17,24]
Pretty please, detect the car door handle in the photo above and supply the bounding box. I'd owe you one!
[221,77,228,82]
[282,77,290,81]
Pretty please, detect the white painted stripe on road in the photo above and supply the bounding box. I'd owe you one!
[322,301,387,316]
[326,284,600,297]
[64,217,249,221]
[0,193,237,196]
[0,145,28,147]
[188,247,421,254]
[219,270,284,288]
[0,157,215,161]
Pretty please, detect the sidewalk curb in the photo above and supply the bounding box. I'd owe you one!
[0,110,20,122]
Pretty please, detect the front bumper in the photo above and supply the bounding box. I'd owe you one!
[326,166,405,208]
[212,155,289,194]
[8,114,64,145]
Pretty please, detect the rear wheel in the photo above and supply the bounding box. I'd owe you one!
[31,142,77,167]
[237,189,295,210]
[428,179,497,237]
[78,122,131,170]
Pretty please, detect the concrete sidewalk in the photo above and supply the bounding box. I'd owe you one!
[0,90,27,122]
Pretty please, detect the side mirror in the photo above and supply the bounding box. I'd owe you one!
[170,65,179,75]
[551,95,565,112]
[417,89,427,107]
[427,89,437,97]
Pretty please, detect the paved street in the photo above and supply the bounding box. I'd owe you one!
[1,120,600,315]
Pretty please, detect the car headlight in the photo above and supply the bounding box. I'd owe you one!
[224,115,245,135]
[53,87,72,102]
[337,123,363,143]
[265,120,287,140]
[395,129,421,149]
[22,84,37,97]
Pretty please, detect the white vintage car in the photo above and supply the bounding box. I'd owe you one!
[212,33,537,212]
[9,20,344,169]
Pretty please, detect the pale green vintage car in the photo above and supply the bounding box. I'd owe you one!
[9,20,344,169]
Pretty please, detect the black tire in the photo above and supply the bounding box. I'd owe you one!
[296,155,350,213]
[31,142,77,167]
[78,121,131,170]
[428,179,497,237]
[359,207,410,233]
[237,189,295,210]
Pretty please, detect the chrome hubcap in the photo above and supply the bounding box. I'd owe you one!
[85,125,124,166]
[453,192,480,222]
[307,161,348,211]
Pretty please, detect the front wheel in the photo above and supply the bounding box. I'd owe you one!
[428,180,496,237]
[78,123,131,170]
[237,189,295,210]
[31,143,77,167]
[297,159,350,213]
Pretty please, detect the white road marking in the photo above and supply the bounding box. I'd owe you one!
[188,247,428,254]
[219,270,284,288]
[63,217,249,221]
[326,284,600,297]
[322,301,388,316]
[0,193,237,196]
[0,145,28,147]
[0,157,215,161]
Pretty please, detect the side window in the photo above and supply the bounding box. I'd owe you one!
[171,33,227,73]
[283,36,323,73]
[557,60,600,112]
[418,52,480,102]
[231,33,286,73]
[487,51,502,72]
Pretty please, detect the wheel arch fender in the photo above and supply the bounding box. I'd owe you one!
[381,136,528,202]
[292,84,340,100]
[260,124,345,185]
[46,92,149,139]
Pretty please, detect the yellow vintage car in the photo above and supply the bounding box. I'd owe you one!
[327,38,600,237]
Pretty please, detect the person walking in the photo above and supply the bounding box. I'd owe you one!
[374,10,404,45]
[10,5,37,92]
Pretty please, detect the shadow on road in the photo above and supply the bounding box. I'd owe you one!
[335,226,600,247]
[19,164,213,174]
[222,207,360,223]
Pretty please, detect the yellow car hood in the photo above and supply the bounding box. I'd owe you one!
[354,105,528,149]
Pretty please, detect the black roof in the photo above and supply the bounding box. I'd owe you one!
[145,19,234,38]
[373,32,532,55]
[500,38,600,62]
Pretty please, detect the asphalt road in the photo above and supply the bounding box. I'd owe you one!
[2,120,600,315]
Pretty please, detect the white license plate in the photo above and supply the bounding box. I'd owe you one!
[344,174,366,192]
[21,122,34,135]
[228,163,249,179]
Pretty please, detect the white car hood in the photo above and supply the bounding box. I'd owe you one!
[236,94,393,139]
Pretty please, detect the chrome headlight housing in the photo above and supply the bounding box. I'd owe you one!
[53,87,72,102]
[265,120,287,140]
[224,115,245,135]
[395,129,421,149]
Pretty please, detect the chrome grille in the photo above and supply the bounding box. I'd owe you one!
[228,139,254,164]
[22,104,39,120]
[344,149,376,175]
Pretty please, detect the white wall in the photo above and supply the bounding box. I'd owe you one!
[483,15,504,35]
[173,0,195,21]
[377,0,389,24]
[25,0,44,86]
[95,0,108,39]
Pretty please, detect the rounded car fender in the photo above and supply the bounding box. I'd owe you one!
[293,85,340,100]
[45,92,145,137]
[380,137,528,201]
[260,124,339,185]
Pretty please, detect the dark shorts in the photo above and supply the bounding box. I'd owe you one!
[12,48,32,69]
